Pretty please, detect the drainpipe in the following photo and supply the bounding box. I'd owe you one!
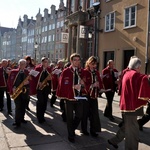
[145,0,150,74]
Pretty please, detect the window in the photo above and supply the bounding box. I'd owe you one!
[124,5,137,28]
[79,0,83,7]
[105,12,115,32]
[90,0,94,7]
[49,24,51,30]
[61,21,64,27]
[71,0,74,12]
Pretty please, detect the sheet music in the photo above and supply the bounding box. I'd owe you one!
[29,70,39,77]
[52,69,62,75]
[74,96,87,100]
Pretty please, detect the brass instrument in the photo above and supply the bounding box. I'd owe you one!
[11,76,30,100]
[90,71,99,97]
[38,73,51,90]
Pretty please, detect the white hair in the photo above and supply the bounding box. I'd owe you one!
[1,59,8,63]
[18,59,26,65]
[128,57,141,69]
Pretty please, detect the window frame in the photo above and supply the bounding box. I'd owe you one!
[124,5,137,29]
[105,11,115,32]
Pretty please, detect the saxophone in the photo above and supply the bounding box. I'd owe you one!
[38,73,51,90]
[11,76,30,100]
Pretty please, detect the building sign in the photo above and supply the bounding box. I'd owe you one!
[61,32,69,43]
[79,25,88,38]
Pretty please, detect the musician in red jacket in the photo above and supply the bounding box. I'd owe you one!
[108,57,147,149]
[8,59,30,127]
[0,59,12,113]
[56,53,85,143]
[102,60,118,121]
[50,60,64,107]
[34,57,52,123]
[81,56,103,137]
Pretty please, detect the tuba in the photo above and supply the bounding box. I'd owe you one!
[11,76,30,100]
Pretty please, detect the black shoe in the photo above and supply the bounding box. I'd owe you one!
[118,121,124,127]
[90,132,98,137]
[8,111,12,115]
[0,108,3,111]
[50,103,54,108]
[68,137,75,143]
[108,140,118,149]
[26,107,31,111]
[21,120,28,123]
[109,116,115,121]
[38,118,46,124]
[12,122,21,127]
[82,131,89,136]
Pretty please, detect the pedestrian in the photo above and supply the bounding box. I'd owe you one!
[0,59,12,114]
[8,59,30,127]
[81,56,103,137]
[108,57,148,149]
[25,56,35,111]
[50,60,64,107]
[56,53,85,143]
[102,60,118,121]
[34,57,52,123]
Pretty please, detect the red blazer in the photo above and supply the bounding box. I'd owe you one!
[102,66,118,91]
[7,68,29,95]
[138,75,150,100]
[0,67,7,88]
[30,64,52,95]
[83,68,103,99]
[56,66,85,101]
[120,70,147,112]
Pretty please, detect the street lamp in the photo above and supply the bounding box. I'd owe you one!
[34,42,38,62]
[93,2,101,57]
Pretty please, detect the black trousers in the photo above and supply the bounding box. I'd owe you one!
[50,91,57,106]
[104,91,115,117]
[65,100,83,138]
[14,93,27,124]
[138,102,150,126]
[81,98,101,133]
[0,89,12,112]
[36,88,49,122]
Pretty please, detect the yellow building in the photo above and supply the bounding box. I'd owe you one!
[99,0,150,73]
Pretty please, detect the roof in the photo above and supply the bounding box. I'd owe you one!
[0,27,15,36]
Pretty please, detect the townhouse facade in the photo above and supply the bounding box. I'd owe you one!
[65,0,150,73]
[99,0,150,74]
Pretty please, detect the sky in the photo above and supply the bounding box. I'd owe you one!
[0,0,66,28]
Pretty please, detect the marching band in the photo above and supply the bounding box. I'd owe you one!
[0,53,150,147]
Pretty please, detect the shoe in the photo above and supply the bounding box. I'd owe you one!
[21,120,28,123]
[109,116,115,121]
[26,107,31,111]
[108,140,118,149]
[118,121,124,127]
[12,122,21,127]
[90,132,98,137]
[38,118,46,124]
[8,111,12,115]
[82,131,89,136]
[137,120,143,131]
[68,137,75,143]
